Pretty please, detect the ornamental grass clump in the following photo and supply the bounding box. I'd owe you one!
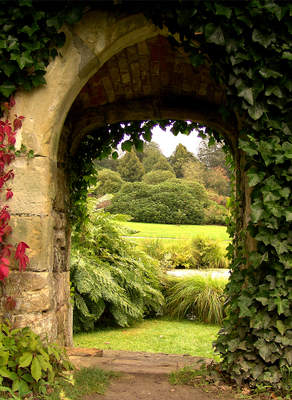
[164,275,228,324]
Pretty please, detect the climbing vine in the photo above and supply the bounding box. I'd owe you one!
[0,0,291,393]
[0,99,30,284]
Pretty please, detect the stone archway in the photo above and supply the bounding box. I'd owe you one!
[3,10,250,345]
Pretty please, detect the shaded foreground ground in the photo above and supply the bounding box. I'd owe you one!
[68,349,241,400]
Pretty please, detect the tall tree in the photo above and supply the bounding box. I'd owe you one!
[197,140,229,176]
[169,143,197,178]
[93,169,124,197]
[117,150,145,182]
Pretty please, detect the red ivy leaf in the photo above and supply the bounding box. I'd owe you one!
[4,124,11,135]
[13,118,22,131]
[9,97,16,108]
[0,263,9,280]
[6,189,13,200]
[15,242,30,271]
[5,296,16,311]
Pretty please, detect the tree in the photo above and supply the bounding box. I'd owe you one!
[93,169,123,197]
[181,160,205,184]
[142,169,175,185]
[202,166,230,196]
[152,157,174,173]
[94,156,118,172]
[117,150,145,182]
[197,140,229,176]
[169,144,197,178]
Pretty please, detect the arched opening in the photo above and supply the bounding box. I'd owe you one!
[54,32,244,347]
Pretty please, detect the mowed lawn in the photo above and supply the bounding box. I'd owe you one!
[74,319,220,360]
[119,221,229,242]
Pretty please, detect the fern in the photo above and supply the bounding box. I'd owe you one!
[71,200,164,332]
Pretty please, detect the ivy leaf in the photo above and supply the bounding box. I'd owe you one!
[274,298,290,315]
[111,151,118,160]
[248,103,265,120]
[121,140,133,152]
[247,169,265,186]
[251,204,265,223]
[238,296,253,317]
[1,63,16,78]
[259,68,283,79]
[282,51,292,60]
[284,208,292,221]
[31,357,41,382]
[282,142,292,159]
[238,87,254,105]
[265,85,283,98]
[252,29,275,48]
[205,23,225,45]
[238,139,258,156]
[134,139,144,152]
[0,83,16,98]
[10,51,33,69]
[214,4,232,18]
[270,239,289,255]
[19,352,33,368]
[276,320,286,335]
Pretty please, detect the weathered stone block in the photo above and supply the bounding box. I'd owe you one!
[9,215,54,272]
[10,156,56,215]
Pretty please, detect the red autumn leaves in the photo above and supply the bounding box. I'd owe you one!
[0,99,29,281]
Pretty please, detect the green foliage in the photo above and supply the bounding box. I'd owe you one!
[163,275,227,324]
[0,321,71,399]
[93,169,123,197]
[169,143,198,178]
[117,150,145,182]
[71,201,164,332]
[203,201,228,225]
[191,237,229,269]
[142,169,175,185]
[108,180,209,225]
[0,0,81,103]
[138,237,228,271]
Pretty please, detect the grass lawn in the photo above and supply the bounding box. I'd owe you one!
[74,318,220,360]
[119,221,229,242]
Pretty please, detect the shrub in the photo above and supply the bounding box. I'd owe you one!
[93,169,123,197]
[142,169,176,185]
[0,321,71,399]
[71,201,164,332]
[107,180,210,225]
[203,201,228,225]
[163,275,227,324]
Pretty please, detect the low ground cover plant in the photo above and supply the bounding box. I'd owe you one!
[0,321,71,399]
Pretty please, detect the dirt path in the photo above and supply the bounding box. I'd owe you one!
[68,349,240,400]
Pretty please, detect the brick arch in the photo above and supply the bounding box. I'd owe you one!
[3,10,249,345]
[60,34,236,160]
